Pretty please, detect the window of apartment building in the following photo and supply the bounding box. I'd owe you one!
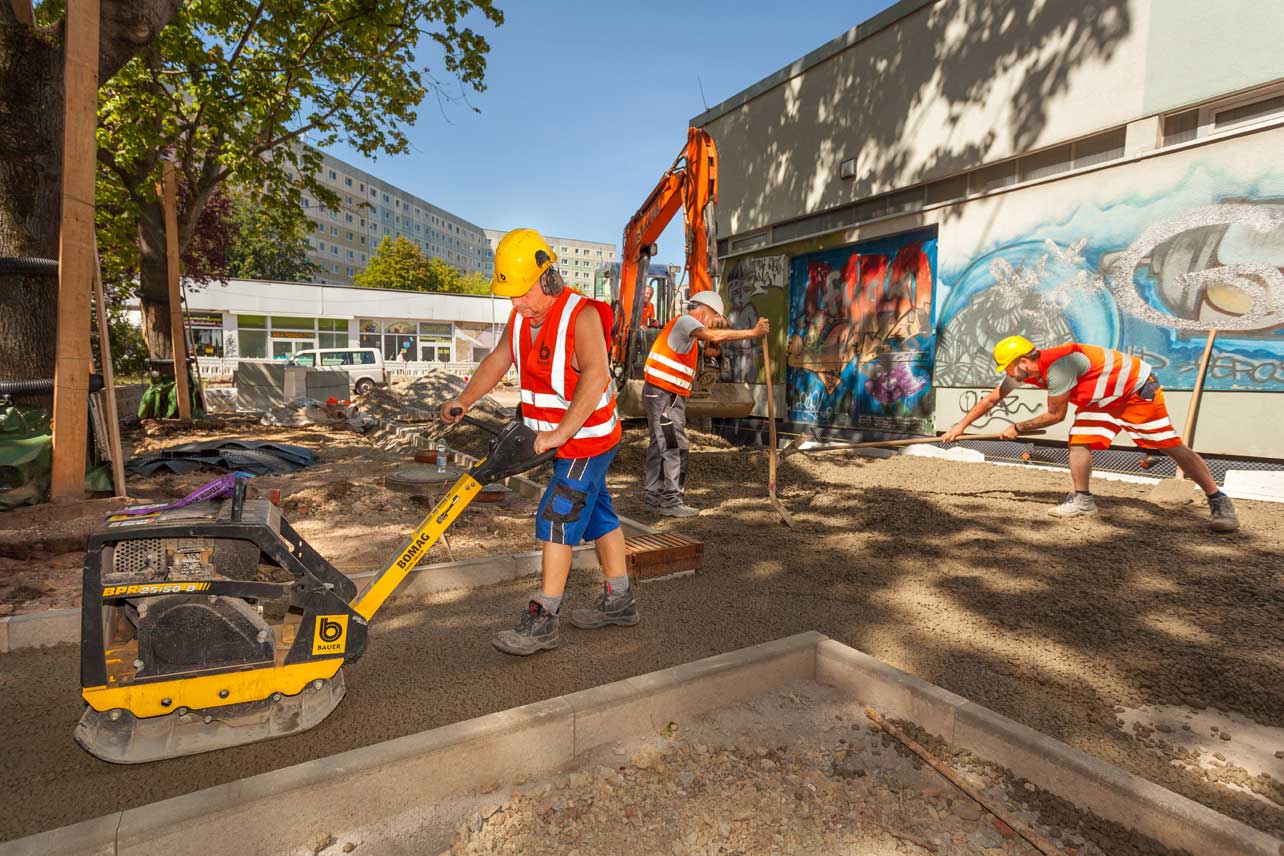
[302,198,310,208]
[370,188,377,199]
[330,226,337,236]
[347,249,354,259]
[328,169,336,180]
[330,246,339,255]
[360,236,366,246]
[360,253,367,263]
[317,241,325,251]
[346,231,353,241]
[359,183,365,192]
[345,177,352,187]
[347,267,354,276]
[382,192,389,203]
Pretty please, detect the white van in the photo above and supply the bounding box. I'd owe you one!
[289,347,387,394]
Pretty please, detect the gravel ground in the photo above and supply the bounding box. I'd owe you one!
[1,424,1282,844]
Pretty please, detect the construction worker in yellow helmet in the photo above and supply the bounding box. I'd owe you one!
[439,228,638,655]
[942,335,1237,531]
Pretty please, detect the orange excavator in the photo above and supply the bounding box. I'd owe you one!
[610,127,755,418]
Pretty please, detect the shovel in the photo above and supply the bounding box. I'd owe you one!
[1150,329,1216,506]
[761,340,795,528]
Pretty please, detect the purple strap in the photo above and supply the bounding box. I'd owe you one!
[116,473,252,516]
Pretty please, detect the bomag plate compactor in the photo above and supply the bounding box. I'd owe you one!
[76,416,552,764]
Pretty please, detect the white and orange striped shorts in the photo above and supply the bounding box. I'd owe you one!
[1070,385,1182,450]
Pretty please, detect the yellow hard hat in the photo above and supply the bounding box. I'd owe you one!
[993,335,1036,373]
[491,229,557,297]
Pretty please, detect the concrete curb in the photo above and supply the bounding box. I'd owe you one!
[0,632,824,856]
[814,639,1281,856]
[0,451,659,654]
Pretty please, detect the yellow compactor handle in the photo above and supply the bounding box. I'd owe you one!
[352,472,482,620]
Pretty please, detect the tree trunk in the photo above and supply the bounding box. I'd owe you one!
[0,23,63,388]
[0,1,186,388]
[137,197,173,359]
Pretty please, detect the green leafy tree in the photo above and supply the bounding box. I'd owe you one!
[0,0,185,384]
[224,197,319,281]
[356,236,489,294]
[355,235,431,290]
[94,0,503,359]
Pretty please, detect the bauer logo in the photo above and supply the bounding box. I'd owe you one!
[312,614,349,655]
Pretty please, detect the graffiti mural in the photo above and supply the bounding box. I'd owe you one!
[936,165,1284,391]
[786,229,938,431]
[718,255,789,384]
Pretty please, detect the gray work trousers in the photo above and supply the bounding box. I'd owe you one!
[642,381,689,507]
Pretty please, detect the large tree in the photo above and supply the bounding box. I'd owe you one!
[95,0,502,359]
[356,233,489,293]
[0,0,186,383]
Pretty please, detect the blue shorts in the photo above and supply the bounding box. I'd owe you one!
[535,447,620,546]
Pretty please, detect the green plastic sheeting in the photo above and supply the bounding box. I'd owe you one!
[137,368,204,420]
[0,403,112,511]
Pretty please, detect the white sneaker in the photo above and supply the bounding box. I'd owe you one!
[1048,493,1098,518]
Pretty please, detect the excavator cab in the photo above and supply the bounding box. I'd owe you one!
[610,128,755,420]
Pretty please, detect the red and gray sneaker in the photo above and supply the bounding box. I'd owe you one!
[492,601,560,656]
[570,583,640,629]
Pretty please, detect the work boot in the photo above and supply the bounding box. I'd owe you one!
[492,601,560,656]
[1208,494,1240,533]
[658,503,699,518]
[1048,492,1098,518]
[570,583,640,629]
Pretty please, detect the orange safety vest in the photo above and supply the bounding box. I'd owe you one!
[1025,343,1153,409]
[643,316,700,397]
[509,290,621,459]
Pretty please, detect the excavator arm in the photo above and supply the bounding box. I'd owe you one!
[614,126,719,370]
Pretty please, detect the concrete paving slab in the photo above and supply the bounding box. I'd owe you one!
[815,638,968,741]
[116,697,576,856]
[3,609,79,650]
[0,814,117,856]
[566,631,824,754]
[953,700,1282,856]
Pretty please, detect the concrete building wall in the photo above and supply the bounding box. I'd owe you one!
[303,149,494,286]
[696,0,1284,459]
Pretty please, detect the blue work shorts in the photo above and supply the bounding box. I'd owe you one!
[535,447,620,546]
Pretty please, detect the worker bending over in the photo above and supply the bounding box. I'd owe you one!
[943,335,1238,531]
[440,229,637,656]
[642,291,768,516]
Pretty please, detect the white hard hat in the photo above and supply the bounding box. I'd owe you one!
[689,291,725,316]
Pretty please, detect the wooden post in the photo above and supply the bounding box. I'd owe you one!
[10,0,34,26]
[92,238,128,498]
[50,0,100,500]
[161,158,192,421]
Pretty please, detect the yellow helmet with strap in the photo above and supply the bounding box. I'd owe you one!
[491,229,558,297]
[993,335,1036,373]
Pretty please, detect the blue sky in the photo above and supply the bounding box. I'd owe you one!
[320,1,898,267]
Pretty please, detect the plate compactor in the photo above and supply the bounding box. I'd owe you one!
[76,415,553,764]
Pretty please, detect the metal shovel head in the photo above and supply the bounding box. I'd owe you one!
[75,670,347,764]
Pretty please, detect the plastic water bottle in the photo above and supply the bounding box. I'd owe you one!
[436,441,447,474]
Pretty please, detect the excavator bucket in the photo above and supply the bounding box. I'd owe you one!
[77,417,555,763]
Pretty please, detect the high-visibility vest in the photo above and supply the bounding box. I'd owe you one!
[1026,343,1153,409]
[510,290,621,459]
[643,316,699,397]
